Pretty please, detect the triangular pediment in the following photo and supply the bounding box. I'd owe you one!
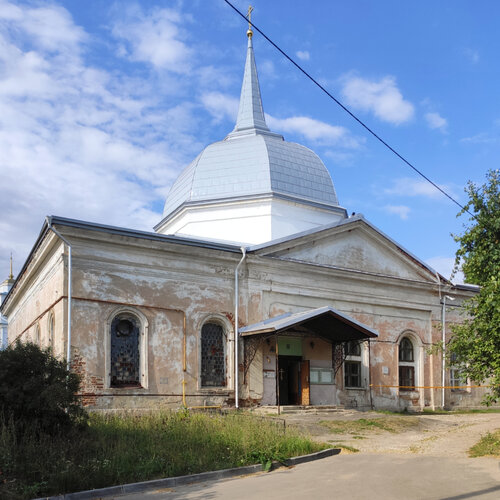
[253,216,441,283]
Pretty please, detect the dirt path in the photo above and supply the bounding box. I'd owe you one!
[281,411,500,457]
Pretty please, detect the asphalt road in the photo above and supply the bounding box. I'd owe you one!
[113,453,500,500]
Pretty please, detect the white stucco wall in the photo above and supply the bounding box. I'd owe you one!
[156,196,345,245]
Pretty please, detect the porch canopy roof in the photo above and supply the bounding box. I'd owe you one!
[239,306,378,343]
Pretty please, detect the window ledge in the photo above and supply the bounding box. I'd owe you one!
[107,386,144,392]
[198,388,232,394]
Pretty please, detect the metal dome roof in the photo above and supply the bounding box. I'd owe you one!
[162,35,340,219]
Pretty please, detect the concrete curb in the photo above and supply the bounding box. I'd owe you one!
[39,448,340,499]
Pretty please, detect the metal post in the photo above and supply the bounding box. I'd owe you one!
[368,340,374,410]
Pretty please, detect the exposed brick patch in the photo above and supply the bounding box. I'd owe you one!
[71,349,104,407]
[223,311,235,326]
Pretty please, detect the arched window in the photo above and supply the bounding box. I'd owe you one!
[47,313,54,349]
[399,338,414,362]
[35,324,41,345]
[110,313,141,388]
[201,322,226,387]
[399,337,415,390]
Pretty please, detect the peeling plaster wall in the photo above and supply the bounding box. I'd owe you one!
[60,227,242,409]
[4,223,492,411]
[5,234,66,355]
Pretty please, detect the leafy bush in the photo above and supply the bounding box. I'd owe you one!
[0,342,85,433]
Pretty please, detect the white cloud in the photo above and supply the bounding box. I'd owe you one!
[384,205,410,220]
[341,75,414,124]
[426,256,464,284]
[296,50,310,61]
[0,1,203,277]
[201,92,239,122]
[460,132,499,144]
[112,6,192,72]
[425,112,448,132]
[0,0,86,52]
[266,115,362,148]
[384,178,455,200]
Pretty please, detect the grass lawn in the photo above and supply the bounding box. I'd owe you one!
[0,410,325,500]
[469,429,500,457]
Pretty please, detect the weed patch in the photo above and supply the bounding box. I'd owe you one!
[469,429,500,457]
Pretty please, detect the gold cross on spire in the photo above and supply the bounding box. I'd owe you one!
[247,5,254,38]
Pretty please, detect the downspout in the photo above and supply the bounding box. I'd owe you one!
[441,295,455,409]
[441,296,446,409]
[435,272,442,411]
[234,246,247,409]
[46,217,72,371]
[182,313,187,408]
[368,340,374,410]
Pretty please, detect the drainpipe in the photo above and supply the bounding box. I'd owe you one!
[46,217,72,371]
[441,295,455,409]
[182,314,187,408]
[234,247,247,409]
[434,272,441,411]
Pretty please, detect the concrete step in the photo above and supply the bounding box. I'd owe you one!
[254,405,345,415]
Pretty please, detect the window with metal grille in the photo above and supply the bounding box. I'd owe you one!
[399,365,415,390]
[201,322,226,387]
[110,314,140,388]
[344,361,361,388]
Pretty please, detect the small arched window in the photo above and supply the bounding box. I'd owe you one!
[47,313,54,349]
[35,324,41,346]
[399,337,415,390]
[201,322,226,387]
[110,314,141,388]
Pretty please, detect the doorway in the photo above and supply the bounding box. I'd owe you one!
[278,356,310,405]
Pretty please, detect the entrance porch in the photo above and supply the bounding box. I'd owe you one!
[240,306,378,407]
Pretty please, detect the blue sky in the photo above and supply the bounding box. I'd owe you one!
[1,0,499,283]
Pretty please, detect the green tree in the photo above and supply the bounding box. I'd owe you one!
[449,169,500,403]
[0,341,85,432]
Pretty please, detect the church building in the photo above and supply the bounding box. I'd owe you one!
[1,26,485,411]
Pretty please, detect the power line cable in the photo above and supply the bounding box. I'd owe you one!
[224,0,473,218]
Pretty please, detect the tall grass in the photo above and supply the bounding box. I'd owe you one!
[0,411,324,499]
